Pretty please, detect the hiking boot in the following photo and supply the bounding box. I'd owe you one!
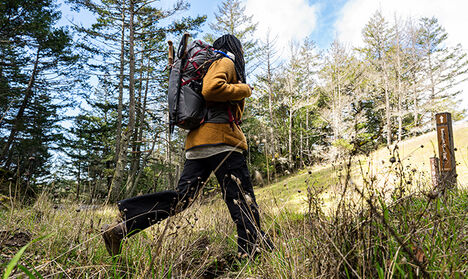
[102,223,125,256]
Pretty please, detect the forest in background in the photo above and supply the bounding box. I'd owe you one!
[1,0,467,204]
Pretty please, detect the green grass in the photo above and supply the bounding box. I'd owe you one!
[256,166,336,212]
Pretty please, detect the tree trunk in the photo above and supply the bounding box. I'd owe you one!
[385,82,391,146]
[409,22,420,135]
[306,108,310,164]
[76,159,81,201]
[107,0,136,202]
[88,166,94,203]
[288,102,293,165]
[332,86,337,141]
[115,0,126,164]
[127,0,136,155]
[398,95,402,141]
[337,76,342,137]
[428,51,436,121]
[331,72,339,160]
[395,20,403,142]
[413,83,419,135]
[107,131,129,203]
[300,122,303,168]
[397,72,403,142]
[265,135,270,184]
[166,111,174,189]
[125,50,145,196]
[1,48,40,166]
[267,48,275,156]
[384,65,392,146]
[398,86,402,141]
[126,55,151,197]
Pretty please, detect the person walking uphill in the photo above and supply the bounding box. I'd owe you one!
[102,34,272,259]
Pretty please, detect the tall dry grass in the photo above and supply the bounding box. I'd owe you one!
[1,139,467,278]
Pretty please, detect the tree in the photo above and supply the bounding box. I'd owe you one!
[297,38,320,165]
[208,0,260,76]
[71,0,205,201]
[417,17,468,124]
[320,40,364,159]
[251,32,282,179]
[391,15,405,141]
[0,0,81,188]
[276,40,320,166]
[406,17,425,135]
[63,87,117,202]
[361,10,395,146]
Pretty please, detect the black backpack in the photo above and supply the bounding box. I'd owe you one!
[168,34,222,132]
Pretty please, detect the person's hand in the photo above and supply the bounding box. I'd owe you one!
[238,80,253,91]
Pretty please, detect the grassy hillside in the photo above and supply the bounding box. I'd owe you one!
[255,166,336,213]
[1,125,467,278]
[255,122,468,214]
[367,122,468,188]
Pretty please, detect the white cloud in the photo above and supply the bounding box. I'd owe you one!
[335,0,468,110]
[245,0,318,54]
[335,0,468,48]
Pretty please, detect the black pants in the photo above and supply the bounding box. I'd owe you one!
[118,151,263,255]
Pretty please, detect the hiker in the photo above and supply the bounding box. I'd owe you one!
[102,34,271,259]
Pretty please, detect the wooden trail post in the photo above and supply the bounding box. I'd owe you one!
[435,112,457,191]
[429,157,440,189]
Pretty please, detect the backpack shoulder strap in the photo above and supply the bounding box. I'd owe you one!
[213,50,235,61]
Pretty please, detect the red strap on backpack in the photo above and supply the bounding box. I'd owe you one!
[227,105,242,130]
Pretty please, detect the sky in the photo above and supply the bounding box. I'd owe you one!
[59,0,468,110]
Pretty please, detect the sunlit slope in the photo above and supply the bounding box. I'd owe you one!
[255,166,336,213]
[367,122,468,188]
[255,122,468,212]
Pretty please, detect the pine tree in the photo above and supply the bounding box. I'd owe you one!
[70,0,206,201]
[208,0,260,76]
[417,17,468,123]
[276,40,320,166]
[361,10,394,146]
[63,80,118,201]
[297,38,320,165]
[0,0,80,190]
[406,18,426,135]
[320,40,364,159]
[254,32,280,168]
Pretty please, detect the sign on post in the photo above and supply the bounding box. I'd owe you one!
[435,112,457,190]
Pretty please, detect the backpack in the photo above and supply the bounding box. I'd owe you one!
[168,34,222,132]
